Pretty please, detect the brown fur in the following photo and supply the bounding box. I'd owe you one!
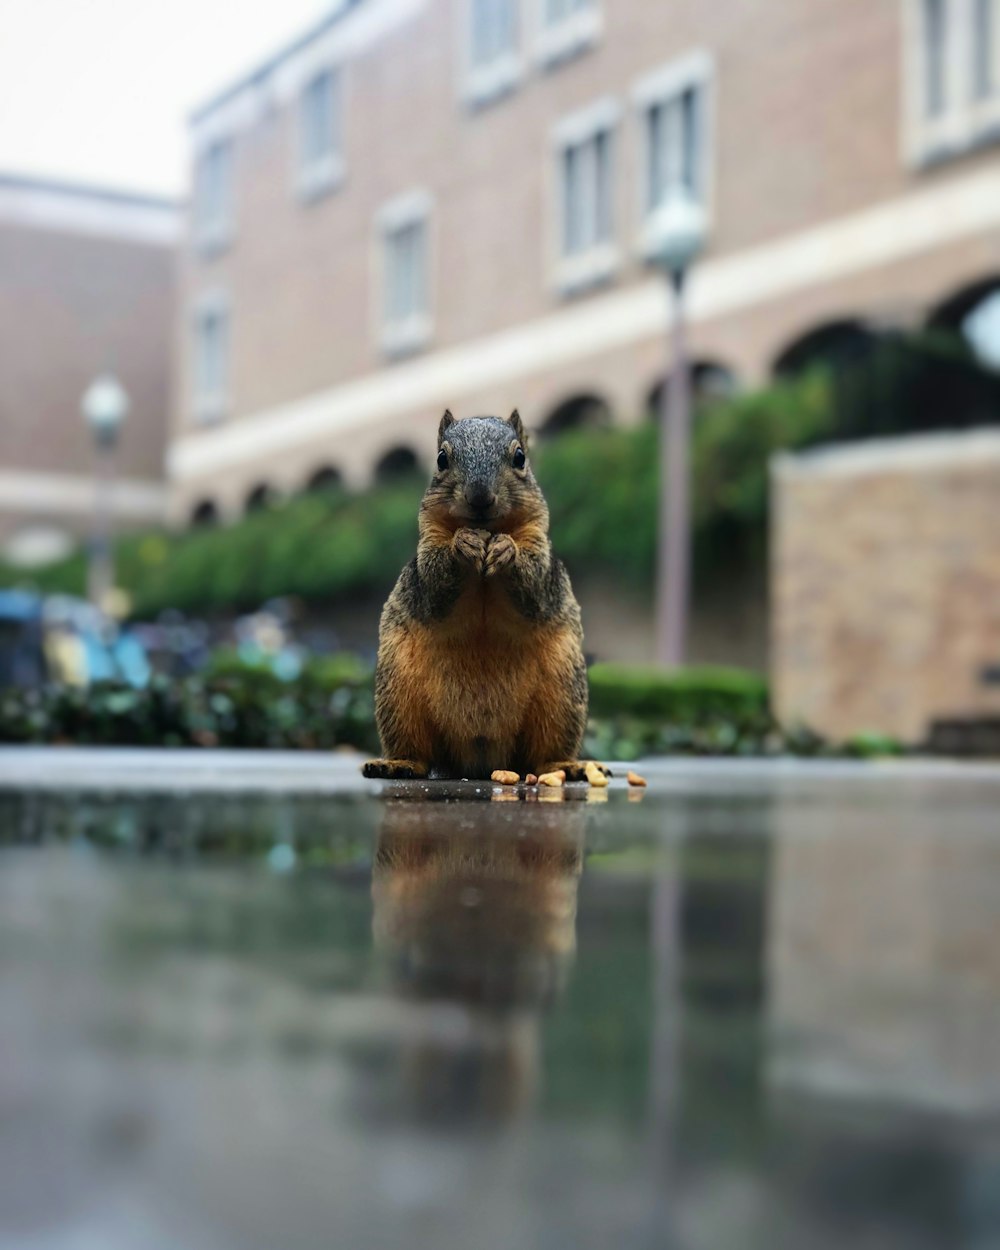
[364,411,595,780]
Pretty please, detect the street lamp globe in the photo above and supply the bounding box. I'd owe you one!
[649,189,707,280]
[81,373,130,447]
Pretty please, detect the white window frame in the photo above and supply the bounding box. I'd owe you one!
[550,97,621,295]
[535,0,602,68]
[633,50,714,262]
[462,0,524,106]
[296,64,345,201]
[377,189,434,357]
[192,137,235,255]
[192,292,231,424]
[903,0,1000,165]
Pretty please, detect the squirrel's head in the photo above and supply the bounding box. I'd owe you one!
[422,410,545,530]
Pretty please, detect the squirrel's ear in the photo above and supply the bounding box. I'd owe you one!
[507,409,528,449]
[438,409,456,444]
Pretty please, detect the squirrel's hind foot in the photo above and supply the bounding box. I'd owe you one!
[536,760,613,783]
[362,758,430,780]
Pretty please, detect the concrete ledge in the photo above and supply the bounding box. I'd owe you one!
[1,747,999,794]
[771,427,1000,480]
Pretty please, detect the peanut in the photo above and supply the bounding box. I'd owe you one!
[525,774,539,785]
[627,771,648,788]
[538,772,565,788]
[585,761,609,788]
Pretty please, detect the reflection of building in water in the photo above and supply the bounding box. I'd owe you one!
[767,798,1000,1115]
[371,795,586,1126]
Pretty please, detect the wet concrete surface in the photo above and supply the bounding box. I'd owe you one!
[1,757,999,1249]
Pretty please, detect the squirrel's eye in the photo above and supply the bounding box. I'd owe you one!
[437,449,449,472]
[512,446,526,470]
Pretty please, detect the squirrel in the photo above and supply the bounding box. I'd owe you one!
[363,409,604,782]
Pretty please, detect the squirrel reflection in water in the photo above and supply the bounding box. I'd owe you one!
[371,792,588,1126]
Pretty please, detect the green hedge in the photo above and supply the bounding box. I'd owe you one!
[0,659,378,752]
[7,331,999,620]
[588,663,769,722]
[0,657,900,758]
[3,372,834,615]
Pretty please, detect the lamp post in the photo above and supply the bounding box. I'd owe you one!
[81,373,129,611]
[649,190,707,669]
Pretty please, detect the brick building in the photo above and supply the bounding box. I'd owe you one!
[170,0,1000,525]
[0,175,179,566]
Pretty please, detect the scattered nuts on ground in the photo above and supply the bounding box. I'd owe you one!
[538,772,565,788]
[627,771,648,787]
[525,774,538,785]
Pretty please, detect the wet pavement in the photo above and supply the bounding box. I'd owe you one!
[1,756,999,1249]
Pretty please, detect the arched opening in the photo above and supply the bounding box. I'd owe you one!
[539,394,613,439]
[374,446,421,483]
[245,483,276,515]
[928,275,1000,370]
[646,362,739,420]
[190,500,219,528]
[774,310,1000,439]
[773,319,878,378]
[305,465,344,494]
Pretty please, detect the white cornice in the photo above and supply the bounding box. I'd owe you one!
[0,472,167,520]
[0,181,180,247]
[170,164,1000,482]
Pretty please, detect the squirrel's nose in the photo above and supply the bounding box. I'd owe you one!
[465,483,496,511]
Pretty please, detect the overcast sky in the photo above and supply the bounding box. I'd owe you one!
[0,0,336,199]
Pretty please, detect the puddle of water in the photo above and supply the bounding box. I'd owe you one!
[1,780,999,1250]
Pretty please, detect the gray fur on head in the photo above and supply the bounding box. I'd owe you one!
[437,411,528,496]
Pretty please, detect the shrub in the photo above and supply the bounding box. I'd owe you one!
[588,663,769,723]
[2,373,834,616]
[0,656,378,753]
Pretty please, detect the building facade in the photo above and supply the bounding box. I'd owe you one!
[0,175,179,566]
[170,0,1000,526]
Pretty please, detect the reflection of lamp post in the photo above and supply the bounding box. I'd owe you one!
[649,190,707,669]
[81,373,129,610]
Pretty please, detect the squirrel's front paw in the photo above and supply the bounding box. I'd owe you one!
[453,527,489,574]
[485,533,517,577]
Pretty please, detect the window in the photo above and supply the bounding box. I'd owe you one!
[193,297,230,422]
[194,138,234,252]
[471,0,518,66]
[634,52,713,256]
[562,132,612,256]
[537,0,600,66]
[465,0,521,104]
[298,67,343,198]
[907,0,1000,162]
[379,192,432,355]
[924,0,948,117]
[552,100,619,293]
[974,0,999,99]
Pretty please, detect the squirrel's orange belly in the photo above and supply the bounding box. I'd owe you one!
[403,618,570,773]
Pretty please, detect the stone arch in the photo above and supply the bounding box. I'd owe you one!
[305,465,344,493]
[772,318,878,378]
[927,274,1000,369]
[538,393,613,438]
[374,446,422,482]
[645,360,739,420]
[244,483,276,515]
[190,499,219,528]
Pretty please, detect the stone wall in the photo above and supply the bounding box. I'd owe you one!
[771,430,1000,744]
